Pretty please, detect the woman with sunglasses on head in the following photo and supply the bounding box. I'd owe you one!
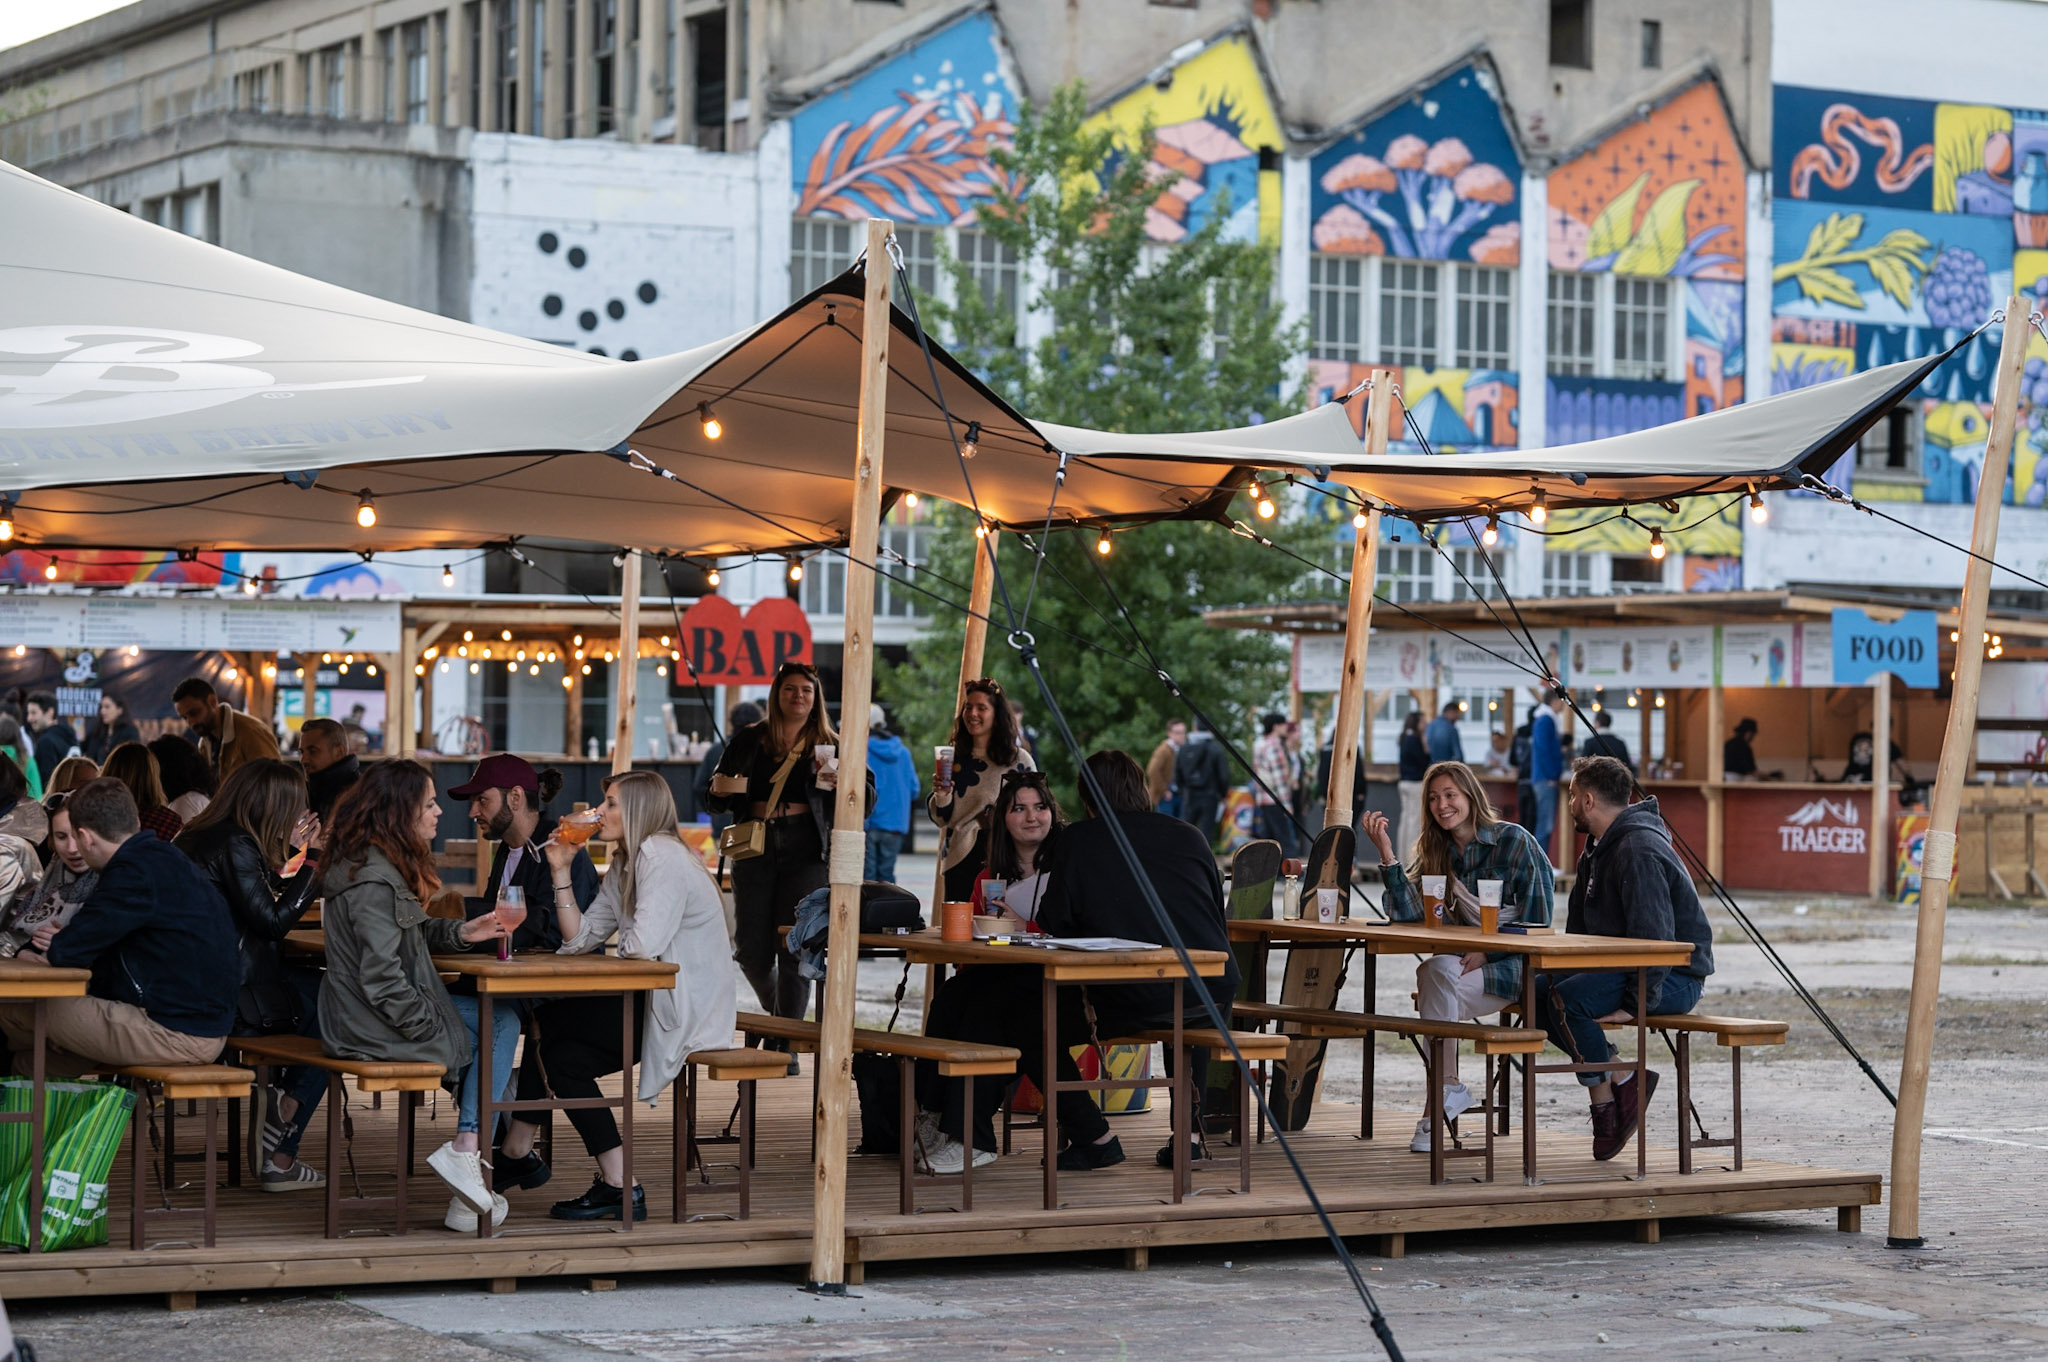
[929,678,1033,904]
[706,662,873,1020]
[971,770,1063,929]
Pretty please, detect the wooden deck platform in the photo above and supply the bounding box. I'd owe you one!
[0,1066,1878,1301]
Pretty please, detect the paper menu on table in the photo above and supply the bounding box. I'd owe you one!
[1005,936,1162,952]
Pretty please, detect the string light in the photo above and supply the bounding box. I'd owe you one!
[572,634,583,647]
[414,663,425,676]
[242,578,259,595]
[507,660,518,673]
[1481,514,1499,548]
[972,520,989,539]
[516,649,527,661]
[1654,692,1666,709]
[903,491,919,509]
[322,653,333,664]
[706,567,720,589]
[8,645,21,658]
[365,663,377,677]
[42,558,57,581]
[354,491,377,528]
[468,661,480,675]
[1648,528,1666,561]
[1352,511,1367,530]
[457,644,469,658]
[659,635,670,648]
[529,663,540,676]
[960,421,981,460]
[561,675,573,689]
[439,661,450,674]
[580,663,591,675]
[0,505,13,541]
[788,557,804,583]
[1096,530,1114,556]
[344,653,354,665]
[463,630,474,642]
[697,403,722,440]
[1627,692,1639,708]
[1530,487,1548,526]
[1254,488,1277,520]
[262,662,276,680]
[424,646,438,660]
[656,663,669,678]
[127,646,140,658]
[1748,489,1768,524]
[441,563,455,587]
[223,665,238,681]
[604,650,616,663]
[501,630,512,641]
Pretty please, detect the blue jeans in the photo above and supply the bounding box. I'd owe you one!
[273,967,329,1159]
[1535,970,1707,1087]
[1532,780,1559,856]
[449,994,524,1135]
[864,828,904,884]
[1252,804,1300,859]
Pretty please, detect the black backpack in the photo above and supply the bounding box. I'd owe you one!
[1509,722,1533,775]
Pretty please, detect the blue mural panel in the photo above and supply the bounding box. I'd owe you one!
[1774,85,1936,211]
[1858,325,2000,403]
[1773,198,2013,328]
[1309,63,1522,264]
[788,12,1018,225]
[1546,377,1684,447]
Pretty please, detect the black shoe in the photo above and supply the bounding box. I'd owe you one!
[493,1149,551,1193]
[1055,1135,1125,1171]
[548,1175,647,1221]
[1594,1070,1659,1162]
[1154,1139,1207,1169]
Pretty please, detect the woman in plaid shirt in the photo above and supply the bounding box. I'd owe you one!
[1364,761,1553,1154]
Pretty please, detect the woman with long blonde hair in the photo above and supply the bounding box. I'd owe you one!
[1363,760,1553,1155]
[496,770,736,1222]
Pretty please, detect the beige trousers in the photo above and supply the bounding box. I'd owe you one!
[0,996,224,1078]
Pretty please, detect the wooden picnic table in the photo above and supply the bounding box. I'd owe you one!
[0,958,93,1252]
[857,930,1226,1208]
[1228,918,1694,1182]
[274,930,677,1238]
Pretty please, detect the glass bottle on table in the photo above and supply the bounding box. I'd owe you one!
[494,885,526,961]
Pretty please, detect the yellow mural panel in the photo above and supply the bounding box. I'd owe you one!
[1931,103,2014,215]
[1085,35,1283,247]
[1543,497,1743,556]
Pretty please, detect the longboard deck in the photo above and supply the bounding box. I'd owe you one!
[1268,825,1353,1131]
[1205,839,1282,1103]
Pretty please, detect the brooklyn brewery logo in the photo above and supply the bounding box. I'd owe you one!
[1778,797,1865,855]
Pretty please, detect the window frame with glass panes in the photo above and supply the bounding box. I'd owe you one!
[1853,402,1923,484]
[1545,270,1683,383]
[790,218,1019,337]
[1307,254,1517,394]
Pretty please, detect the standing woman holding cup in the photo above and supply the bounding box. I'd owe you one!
[707,662,872,1020]
[928,678,1033,904]
[1362,760,1553,1155]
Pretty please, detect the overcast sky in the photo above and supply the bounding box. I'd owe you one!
[0,0,133,53]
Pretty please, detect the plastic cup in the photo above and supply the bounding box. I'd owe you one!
[941,900,974,943]
[934,744,955,786]
[1478,879,1503,934]
[1421,875,1447,927]
[814,743,836,771]
[1315,887,1341,924]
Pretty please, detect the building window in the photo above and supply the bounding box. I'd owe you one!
[878,525,930,619]
[1610,554,1668,593]
[1309,254,1365,362]
[1550,0,1592,69]
[1611,276,1671,381]
[1453,265,1513,369]
[1640,19,1662,68]
[493,0,519,130]
[1543,551,1597,597]
[304,44,349,118]
[958,228,1021,335]
[402,19,433,123]
[143,185,219,244]
[1377,545,1436,604]
[790,216,857,297]
[800,553,848,617]
[1378,260,1439,367]
[464,2,482,125]
[530,0,546,135]
[1856,404,1922,478]
[234,64,277,114]
[1449,547,1506,601]
[593,0,617,134]
[687,8,727,148]
[1547,271,1598,375]
[893,226,940,300]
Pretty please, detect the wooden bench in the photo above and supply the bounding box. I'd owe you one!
[1235,1000,1546,1185]
[737,1013,1019,1214]
[1601,1014,1788,1173]
[110,1063,253,1250]
[1111,1026,1290,1197]
[675,1047,798,1223]
[231,1035,446,1237]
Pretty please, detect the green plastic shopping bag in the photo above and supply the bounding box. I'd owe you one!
[0,1079,134,1251]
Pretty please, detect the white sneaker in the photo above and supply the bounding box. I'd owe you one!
[917,1132,996,1174]
[443,1192,509,1233]
[1442,1082,1477,1124]
[1409,1118,1434,1153]
[428,1143,492,1213]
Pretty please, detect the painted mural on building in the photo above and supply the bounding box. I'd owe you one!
[788,10,1018,225]
[1774,84,2047,507]
[1309,63,1521,264]
[1085,33,1282,246]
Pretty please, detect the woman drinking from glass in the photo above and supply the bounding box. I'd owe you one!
[494,771,736,1221]
[929,678,1033,903]
[316,760,513,1231]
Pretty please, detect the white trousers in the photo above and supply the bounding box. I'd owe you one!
[1415,954,1515,1085]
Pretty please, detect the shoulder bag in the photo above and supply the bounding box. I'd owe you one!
[717,747,802,862]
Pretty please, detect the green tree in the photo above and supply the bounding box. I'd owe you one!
[878,83,1323,800]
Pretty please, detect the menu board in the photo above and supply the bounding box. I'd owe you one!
[0,595,401,653]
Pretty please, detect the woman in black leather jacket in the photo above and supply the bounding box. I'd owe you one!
[174,758,325,1192]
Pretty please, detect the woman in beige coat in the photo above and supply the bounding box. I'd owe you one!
[496,770,735,1222]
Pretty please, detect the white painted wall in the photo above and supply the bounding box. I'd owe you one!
[1774,0,2048,104]
[1749,492,2048,593]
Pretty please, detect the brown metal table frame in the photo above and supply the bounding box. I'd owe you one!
[0,964,92,1254]
[863,934,1226,1212]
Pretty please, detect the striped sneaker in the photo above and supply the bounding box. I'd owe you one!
[260,1157,325,1192]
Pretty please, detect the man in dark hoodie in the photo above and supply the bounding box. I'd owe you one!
[1534,755,1714,1162]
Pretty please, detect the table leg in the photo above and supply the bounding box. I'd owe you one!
[324,1073,342,1239]
[1041,972,1058,1212]
[1731,1046,1744,1171]
[474,992,494,1242]
[1361,953,1377,1141]
[1251,934,1270,1006]
[1635,968,1648,1181]
[620,989,636,1233]
[959,1074,973,1212]
[1171,980,1187,1204]
[1676,1032,1693,1176]
[202,1097,218,1248]
[29,999,45,1254]
[395,1084,412,1234]
[1521,970,1539,1186]
[897,1055,915,1216]
[674,1067,691,1223]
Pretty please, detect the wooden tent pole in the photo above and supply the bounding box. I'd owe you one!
[399,625,419,758]
[926,531,996,1020]
[1323,370,1393,826]
[1706,684,1725,880]
[612,550,643,774]
[1870,672,1891,900]
[1888,291,2028,1247]
[809,217,894,1291]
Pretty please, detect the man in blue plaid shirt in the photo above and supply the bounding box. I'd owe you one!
[1365,762,1554,1153]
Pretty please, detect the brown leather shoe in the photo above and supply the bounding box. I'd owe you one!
[1594,1070,1659,1162]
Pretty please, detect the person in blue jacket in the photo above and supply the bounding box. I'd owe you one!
[863,705,918,884]
[1528,689,1568,858]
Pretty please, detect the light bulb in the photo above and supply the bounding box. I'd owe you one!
[442,564,455,587]
[1481,515,1499,547]
[243,578,259,594]
[1352,511,1367,530]
[457,644,469,658]
[42,559,57,581]
[262,662,276,679]
[1096,531,1113,556]
[1627,694,1638,707]
[355,491,377,528]
[960,421,981,460]
[974,522,989,539]
[572,634,583,647]
[439,661,449,674]
[1649,528,1666,561]
[516,649,527,661]
[1487,699,1498,711]
[0,513,13,541]
[1530,488,1548,526]
[659,635,670,647]
[501,630,512,642]
[463,630,474,642]
[698,402,722,440]
[580,663,591,675]
[788,558,803,582]
[469,661,480,675]
[529,663,539,676]
[904,491,919,509]
[561,676,573,689]
[656,664,669,677]
[1654,693,1666,709]
[322,652,333,663]
[223,666,237,681]
[706,568,720,589]
[365,663,377,677]
[344,653,354,665]
[414,663,425,676]
[424,646,438,660]
[1591,701,1602,713]
[127,646,139,658]
[1255,492,1277,520]
[1748,491,1768,524]
[507,660,518,672]
[604,650,615,663]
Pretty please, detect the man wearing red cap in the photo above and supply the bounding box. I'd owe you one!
[448,754,600,947]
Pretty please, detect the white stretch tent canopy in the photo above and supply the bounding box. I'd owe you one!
[0,160,1958,554]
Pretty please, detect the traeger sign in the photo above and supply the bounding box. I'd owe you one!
[1778,797,1865,855]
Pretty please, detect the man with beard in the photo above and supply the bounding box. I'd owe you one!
[451,754,600,947]
[297,718,361,822]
